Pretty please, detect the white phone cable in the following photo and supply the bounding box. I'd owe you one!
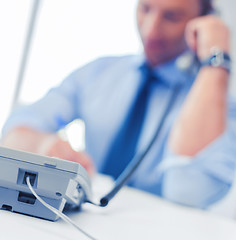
[26,176,97,240]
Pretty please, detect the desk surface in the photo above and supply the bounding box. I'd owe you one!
[1,175,236,240]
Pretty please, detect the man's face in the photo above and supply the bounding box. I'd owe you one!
[137,0,201,66]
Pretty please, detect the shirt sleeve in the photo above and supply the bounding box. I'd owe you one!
[1,57,103,135]
[159,96,236,209]
[2,73,79,134]
[1,57,108,135]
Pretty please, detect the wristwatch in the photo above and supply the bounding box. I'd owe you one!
[200,47,231,73]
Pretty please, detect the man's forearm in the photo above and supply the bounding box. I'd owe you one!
[0,126,57,154]
[169,67,228,156]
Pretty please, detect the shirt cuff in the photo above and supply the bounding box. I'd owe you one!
[161,124,236,185]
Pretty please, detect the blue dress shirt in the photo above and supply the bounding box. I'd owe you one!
[3,53,236,209]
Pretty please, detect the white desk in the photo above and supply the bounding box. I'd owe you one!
[1,175,236,240]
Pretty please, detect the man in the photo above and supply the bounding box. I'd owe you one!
[2,0,236,209]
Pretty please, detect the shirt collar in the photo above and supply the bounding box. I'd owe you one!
[137,51,198,88]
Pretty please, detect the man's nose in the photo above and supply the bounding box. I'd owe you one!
[143,14,163,40]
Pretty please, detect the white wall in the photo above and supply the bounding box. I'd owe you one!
[215,0,236,95]
[0,0,31,133]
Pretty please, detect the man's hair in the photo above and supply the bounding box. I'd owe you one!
[200,0,214,15]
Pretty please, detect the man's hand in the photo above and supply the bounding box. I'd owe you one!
[1,126,95,176]
[185,15,230,60]
[39,137,95,176]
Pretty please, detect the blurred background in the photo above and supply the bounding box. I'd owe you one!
[0,0,235,148]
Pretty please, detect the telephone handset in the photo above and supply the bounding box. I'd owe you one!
[176,50,200,73]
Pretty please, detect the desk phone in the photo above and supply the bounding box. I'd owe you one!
[0,146,92,221]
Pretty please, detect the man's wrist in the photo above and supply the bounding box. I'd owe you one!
[200,47,231,73]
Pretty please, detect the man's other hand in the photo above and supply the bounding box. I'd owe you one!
[1,126,95,176]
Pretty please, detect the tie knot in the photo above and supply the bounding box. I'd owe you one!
[139,62,157,85]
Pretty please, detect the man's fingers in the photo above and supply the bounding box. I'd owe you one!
[185,22,198,53]
[43,138,95,176]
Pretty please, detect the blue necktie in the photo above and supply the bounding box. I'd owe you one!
[102,63,157,179]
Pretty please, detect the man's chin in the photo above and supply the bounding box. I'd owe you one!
[145,50,185,66]
[146,53,174,66]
